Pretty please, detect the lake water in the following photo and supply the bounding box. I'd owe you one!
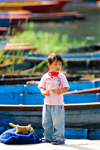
[32,4,100,46]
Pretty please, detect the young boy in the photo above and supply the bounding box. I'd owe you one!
[38,53,69,145]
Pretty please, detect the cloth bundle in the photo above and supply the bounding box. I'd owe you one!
[0,128,41,144]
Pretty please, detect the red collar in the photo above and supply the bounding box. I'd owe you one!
[48,71,59,78]
[48,71,61,88]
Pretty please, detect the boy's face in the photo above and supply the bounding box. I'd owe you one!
[48,59,62,73]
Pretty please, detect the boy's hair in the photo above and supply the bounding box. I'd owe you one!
[47,53,63,64]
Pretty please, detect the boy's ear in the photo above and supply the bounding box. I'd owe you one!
[47,63,50,68]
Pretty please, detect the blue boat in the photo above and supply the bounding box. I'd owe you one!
[0,80,100,139]
[29,11,85,22]
[0,11,31,27]
[3,54,99,76]
[0,88,100,139]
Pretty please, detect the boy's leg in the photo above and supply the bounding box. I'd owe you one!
[51,105,65,142]
[42,105,53,142]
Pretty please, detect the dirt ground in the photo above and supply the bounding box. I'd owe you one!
[0,139,100,150]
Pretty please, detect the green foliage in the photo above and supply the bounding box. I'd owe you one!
[13,22,87,54]
[1,22,87,74]
[32,60,47,72]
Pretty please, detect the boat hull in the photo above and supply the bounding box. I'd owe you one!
[0,103,100,132]
[0,82,100,138]
[0,1,59,13]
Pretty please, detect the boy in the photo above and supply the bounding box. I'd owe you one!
[38,53,69,145]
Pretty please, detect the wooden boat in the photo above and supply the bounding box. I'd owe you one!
[31,50,100,58]
[1,51,100,77]
[0,10,31,16]
[18,54,100,74]
[97,0,100,6]
[66,43,100,53]
[0,1,59,13]
[0,43,37,56]
[0,76,41,85]
[0,27,8,35]
[0,11,31,27]
[3,49,100,59]
[29,11,85,22]
[0,74,85,85]
[52,0,70,11]
[0,82,100,139]
[2,45,37,51]
[0,79,100,95]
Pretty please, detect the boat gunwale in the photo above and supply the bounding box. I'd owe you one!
[1,102,100,111]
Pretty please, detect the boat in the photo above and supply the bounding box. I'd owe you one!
[52,0,71,11]
[0,81,100,139]
[31,50,100,58]
[0,27,8,35]
[29,11,85,22]
[0,11,31,27]
[0,79,100,95]
[1,51,100,77]
[83,0,100,7]
[97,0,100,6]
[66,43,100,53]
[21,54,100,75]
[0,74,85,85]
[0,1,59,13]
[2,49,100,59]
[0,42,37,56]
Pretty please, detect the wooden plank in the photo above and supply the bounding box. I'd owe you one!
[1,101,100,110]
[34,128,88,139]
[0,85,24,94]
[0,1,59,13]
[0,77,41,85]
[2,46,37,51]
[0,94,20,105]
[0,110,42,128]
[66,87,100,94]
[1,103,100,130]
[0,93,99,105]
[0,80,99,94]
[3,54,100,60]
[65,107,100,129]
[64,93,99,104]
[68,81,95,91]
[24,84,41,94]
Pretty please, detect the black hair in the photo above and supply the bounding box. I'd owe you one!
[47,53,63,64]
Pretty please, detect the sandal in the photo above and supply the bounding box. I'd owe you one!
[52,139,65,145]
[41,138,50,143]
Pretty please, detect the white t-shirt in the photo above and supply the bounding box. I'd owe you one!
[38,71,70,105]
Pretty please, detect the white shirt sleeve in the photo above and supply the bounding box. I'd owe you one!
[38,74,46,89]
[61,74,70,89]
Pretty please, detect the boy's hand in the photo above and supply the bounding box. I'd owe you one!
[41,89,50,96]
[51,89,58,94]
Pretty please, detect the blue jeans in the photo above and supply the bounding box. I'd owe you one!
[42,105,65,142]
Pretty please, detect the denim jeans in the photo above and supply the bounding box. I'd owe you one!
[42,105,65,142]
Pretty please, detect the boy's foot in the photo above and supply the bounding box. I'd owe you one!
[52,139,65,145]
[41,138,51,143]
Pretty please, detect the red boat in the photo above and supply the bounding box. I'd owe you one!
[51,0,71,12]
[0,1,59,13]
[0,27,8,35]
[0,1,70,13]
[0,11,31,27]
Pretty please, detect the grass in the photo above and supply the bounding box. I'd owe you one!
[1,22,87,74]
[12,22,87,54]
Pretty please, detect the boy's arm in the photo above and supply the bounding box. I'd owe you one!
[40,88,50,96]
